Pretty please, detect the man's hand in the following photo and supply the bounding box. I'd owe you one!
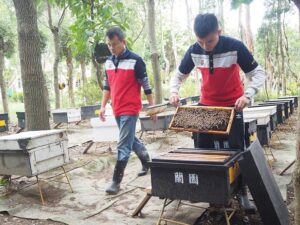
[235,95,250,111]
[169,93,180,107]
[99,106,106,121]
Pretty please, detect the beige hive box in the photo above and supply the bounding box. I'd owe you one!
[0,130,69,176]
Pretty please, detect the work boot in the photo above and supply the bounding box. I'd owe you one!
[136,150,150,176]
[237,186,256,214]
[106,161,127,195]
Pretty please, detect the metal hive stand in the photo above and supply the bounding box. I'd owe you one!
[156,198,236,225]
[132,188,237,225]
[20,166,73,205]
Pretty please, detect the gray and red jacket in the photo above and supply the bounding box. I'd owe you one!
[171,36,265,106]
[104,49,152,116]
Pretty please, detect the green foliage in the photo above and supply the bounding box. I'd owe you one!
[66,0,129,56]
[60,27,71,58]
[75,79,102,106]
[286,81,300,95]
[0,178,9,186]
[0,20,15,58]
[178,75,199,98]
[255,0,299,94]
[39,30,48,53]
[254,90,278,102]
[9,92,24,103]
[231,0,253,9]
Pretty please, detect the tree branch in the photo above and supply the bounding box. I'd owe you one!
[132,17,146,46]
[58,5,69,27]
[47,0,54,30]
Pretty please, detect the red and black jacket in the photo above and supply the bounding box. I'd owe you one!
[104,49,152,116]
[179,36,258,106]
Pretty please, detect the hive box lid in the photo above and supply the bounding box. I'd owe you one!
[244,112,270,125]
[0,130,67,151]
[238,140,290,225]
[139,111,175,119]
[152,148,241,165]
[244,106,277,115]
[244,118,257,123]
[274,98,295,103]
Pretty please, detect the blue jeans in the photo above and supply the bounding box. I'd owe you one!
[115,115,147,161]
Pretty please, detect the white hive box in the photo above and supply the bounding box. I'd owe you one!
[139,111,175,132]
[52,108,81,123]
[243,111,270,125]
[244,106,277,116]
[0,130,69,176]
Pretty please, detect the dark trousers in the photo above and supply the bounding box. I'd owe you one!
[192,109,245,151]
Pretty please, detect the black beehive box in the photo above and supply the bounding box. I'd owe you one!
[150,149,242,205]
[239,140,290,225]
[258,102,285,124]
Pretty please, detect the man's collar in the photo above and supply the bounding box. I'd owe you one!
[197,36,223,54]
[113,48,128,60]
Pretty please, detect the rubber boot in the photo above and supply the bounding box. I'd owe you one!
[106,161,127,195]
[237,186,256,214]
[135,150,150,176]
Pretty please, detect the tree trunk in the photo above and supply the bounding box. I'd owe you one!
[275,6,281,96]
[65,47,75,107]
[184,0,192,36]
[277,0,286,96]
[298,8,300,37]
[13,0,50,130]
[92,57,103,90]
[159,4,170,84]
[47,1,60,109]
[53,31,60,108]
[292,0,300,34]
[199,0,202,13]
[244,4,254,53]
[292,2,300,223]
[148,0,162,104]
[294,91,300,225]
[80,58,87,104]
[170,0,179,67]
[218,0,225,32]
[266,55,274,92]
[0,43,9,113]
[238,5,246,42]
[80,59,87,87]
[292,1,300,87]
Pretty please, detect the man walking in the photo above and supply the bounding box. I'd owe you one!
[100,27,155,195]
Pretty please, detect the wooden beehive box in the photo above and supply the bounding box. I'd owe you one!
[0,130,69,176]
[169,106,234,135]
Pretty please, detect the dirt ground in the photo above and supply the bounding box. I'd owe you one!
[0,112,298,225]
